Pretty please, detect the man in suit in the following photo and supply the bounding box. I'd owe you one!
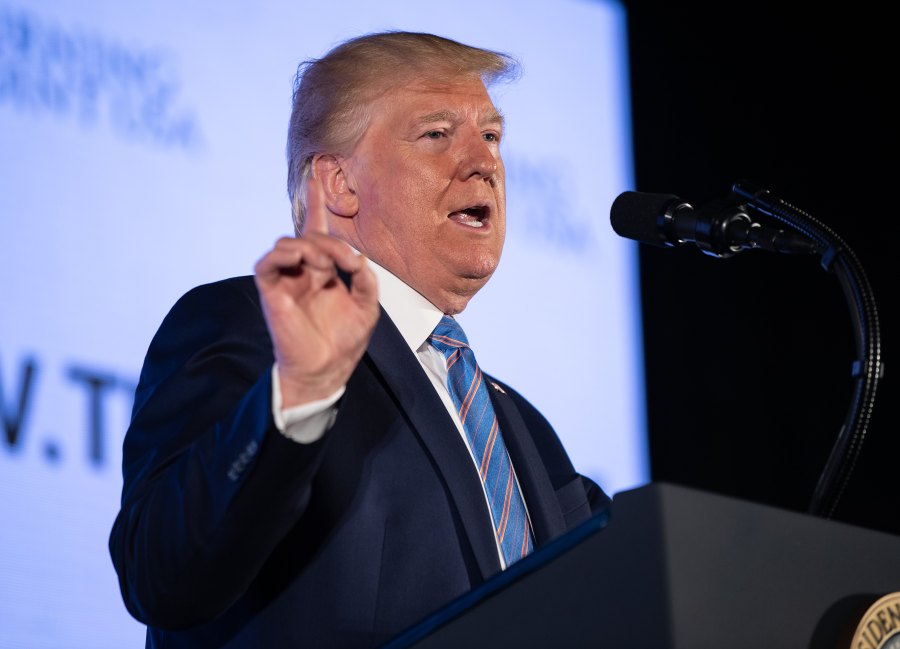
[110,31,610,648]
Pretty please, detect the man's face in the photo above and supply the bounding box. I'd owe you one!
[340,75,506,314]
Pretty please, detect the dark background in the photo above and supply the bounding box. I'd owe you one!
[621,3,898,534]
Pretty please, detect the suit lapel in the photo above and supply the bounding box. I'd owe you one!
[485,378,568,546]
[364,308,502,580]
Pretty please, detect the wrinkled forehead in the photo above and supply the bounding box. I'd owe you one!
[365,73,502,127]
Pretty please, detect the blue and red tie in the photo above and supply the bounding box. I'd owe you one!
[429,315,533,566]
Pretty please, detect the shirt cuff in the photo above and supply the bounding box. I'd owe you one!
[271,364,345,444]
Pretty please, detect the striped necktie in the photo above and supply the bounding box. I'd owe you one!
[429,315,534,567]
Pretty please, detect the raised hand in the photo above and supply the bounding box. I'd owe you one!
[254,174,379,408]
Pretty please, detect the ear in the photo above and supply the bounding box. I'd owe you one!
[311,154,358,218]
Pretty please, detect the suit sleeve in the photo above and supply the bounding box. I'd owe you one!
[109,278,330,629]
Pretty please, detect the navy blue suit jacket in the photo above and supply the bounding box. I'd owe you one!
[109,276,610,648]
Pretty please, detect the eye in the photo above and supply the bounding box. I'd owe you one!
[483,132,500,143]
[423,130,445,140]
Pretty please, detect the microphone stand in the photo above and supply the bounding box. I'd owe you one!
[732,181,884,518]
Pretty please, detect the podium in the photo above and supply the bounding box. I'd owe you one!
[383,482,900,649]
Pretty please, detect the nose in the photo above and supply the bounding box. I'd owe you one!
[458,134,500,182]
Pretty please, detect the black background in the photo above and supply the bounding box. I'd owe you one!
[620,3,898,534]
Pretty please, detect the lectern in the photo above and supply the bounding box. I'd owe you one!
[383,482,900,649]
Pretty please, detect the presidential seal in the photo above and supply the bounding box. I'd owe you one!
[851,592,900,649]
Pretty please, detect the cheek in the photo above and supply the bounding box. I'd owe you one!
[395,165,445,217]
[373,177,434,243]
[494,181,507,227]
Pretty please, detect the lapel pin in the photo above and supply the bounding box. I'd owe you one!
[491,381,506,394]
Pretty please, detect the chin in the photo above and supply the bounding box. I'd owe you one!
[430,252,503,313]
[459,247,502,279]
[459,257,499,282]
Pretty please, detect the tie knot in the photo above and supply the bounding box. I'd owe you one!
[429,315,470,358]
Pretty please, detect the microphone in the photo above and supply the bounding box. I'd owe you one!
[610,190,821,257]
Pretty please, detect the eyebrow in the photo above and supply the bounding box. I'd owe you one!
[414,108,505,128]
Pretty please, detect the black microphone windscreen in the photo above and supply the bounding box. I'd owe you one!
[610,191,681,246]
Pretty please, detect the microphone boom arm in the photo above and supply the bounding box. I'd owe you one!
[732,180,884,518]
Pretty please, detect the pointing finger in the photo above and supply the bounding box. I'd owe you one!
[302,170,330,237]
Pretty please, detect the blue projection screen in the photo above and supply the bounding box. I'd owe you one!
[0,1,644,646]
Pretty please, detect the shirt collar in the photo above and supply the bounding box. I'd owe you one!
[368,258,444,353]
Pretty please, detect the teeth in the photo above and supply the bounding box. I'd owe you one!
[448,210,485,228]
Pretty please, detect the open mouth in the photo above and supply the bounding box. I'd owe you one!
[448,205,489,228]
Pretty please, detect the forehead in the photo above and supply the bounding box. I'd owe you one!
[369,75,502,128]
